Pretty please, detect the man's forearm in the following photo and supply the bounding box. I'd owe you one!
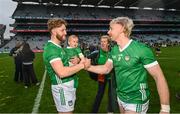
[155,75,170,113]
[157,76,170,104]
[87,65,109,74]
[60,63,84,78]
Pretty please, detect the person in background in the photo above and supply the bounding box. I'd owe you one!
[9,41,23,83]
[88,35,114,113]
[155,45,161,56]
[21,43,39,88]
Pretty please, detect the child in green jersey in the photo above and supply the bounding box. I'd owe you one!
[65,35,84,66]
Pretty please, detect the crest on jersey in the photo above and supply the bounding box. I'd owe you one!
[125,56,130,61]
[68,100,73,106]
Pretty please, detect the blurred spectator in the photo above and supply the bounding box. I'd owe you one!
[9,42,23,83]
[88,35,114,113]
[155,45,161,56]
[20,43,39,88]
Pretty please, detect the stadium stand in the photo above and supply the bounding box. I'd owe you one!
[1,0,180,52]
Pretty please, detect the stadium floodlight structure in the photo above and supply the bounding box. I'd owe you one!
[12,0,180,10]
[9,0,180,50]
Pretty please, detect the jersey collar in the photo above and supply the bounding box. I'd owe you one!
[48,40,62,48]
[67,46,73,48]
[119,39,133,52]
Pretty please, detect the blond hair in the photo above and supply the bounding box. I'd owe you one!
[47,18,67,33]
[110,17,134,37]
[68,35,78,41]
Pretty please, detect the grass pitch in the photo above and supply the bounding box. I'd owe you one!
[0,46,180,113]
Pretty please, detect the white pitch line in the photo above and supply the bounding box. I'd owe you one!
[32,70,47,114]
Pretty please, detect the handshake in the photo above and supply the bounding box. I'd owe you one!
[70,57,91,70]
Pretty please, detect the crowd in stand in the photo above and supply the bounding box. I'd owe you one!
[1,34,180,53]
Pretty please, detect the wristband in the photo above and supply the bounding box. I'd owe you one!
[160,104,170,113]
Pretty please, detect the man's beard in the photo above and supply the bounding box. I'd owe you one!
[56,34,65,43]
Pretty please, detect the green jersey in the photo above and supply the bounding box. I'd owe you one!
[43,41,77,86]
[64,46,84,61]
[108,40,157,104]
[98,49,111,79]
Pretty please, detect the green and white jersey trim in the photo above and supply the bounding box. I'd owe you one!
[59,88,66,105]
[119,39,133,52]
[144,61,158,68]
[139,83,147,101]
[79,53,84,58]
[67,46,72,49]
[50,58,61,63]
[107,58,113,63]
[55,74,62,84]
[136,104,142,112]
[48,40,62,48]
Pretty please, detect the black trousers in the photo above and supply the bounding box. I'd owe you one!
[14,62,23,82]
[92,79,113,113]
[22,64,38,86]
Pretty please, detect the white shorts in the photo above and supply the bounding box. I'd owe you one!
[117,97,149,113]
[51,80,76,112]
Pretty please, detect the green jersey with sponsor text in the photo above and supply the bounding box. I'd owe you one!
[43,41,77,86]
[109,40,157,104]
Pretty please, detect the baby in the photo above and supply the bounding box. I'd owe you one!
[65,35,84,66]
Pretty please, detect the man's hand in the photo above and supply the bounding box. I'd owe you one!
[70,56,80,65]
[84,58,91,69]
[12,54,17,57]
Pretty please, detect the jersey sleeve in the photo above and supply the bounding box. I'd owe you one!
[76,47,84,58]
[46,47,62,63]
[140,45,158,68]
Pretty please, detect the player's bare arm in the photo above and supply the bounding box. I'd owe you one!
[51,59,84,78]
[86,60,113,74]
[146,64,170,113]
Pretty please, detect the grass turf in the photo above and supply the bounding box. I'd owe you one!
[0,46,180,113]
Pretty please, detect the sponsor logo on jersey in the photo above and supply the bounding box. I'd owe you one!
[117,56,121,61]
[112,55,121,61]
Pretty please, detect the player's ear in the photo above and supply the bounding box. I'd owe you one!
[51,28,56,35]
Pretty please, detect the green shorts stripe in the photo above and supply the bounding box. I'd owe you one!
[59,88,66,105]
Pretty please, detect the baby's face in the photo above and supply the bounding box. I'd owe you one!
[69,37,78,48]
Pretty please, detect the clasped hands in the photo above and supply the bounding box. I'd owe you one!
[70,56,91,69]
